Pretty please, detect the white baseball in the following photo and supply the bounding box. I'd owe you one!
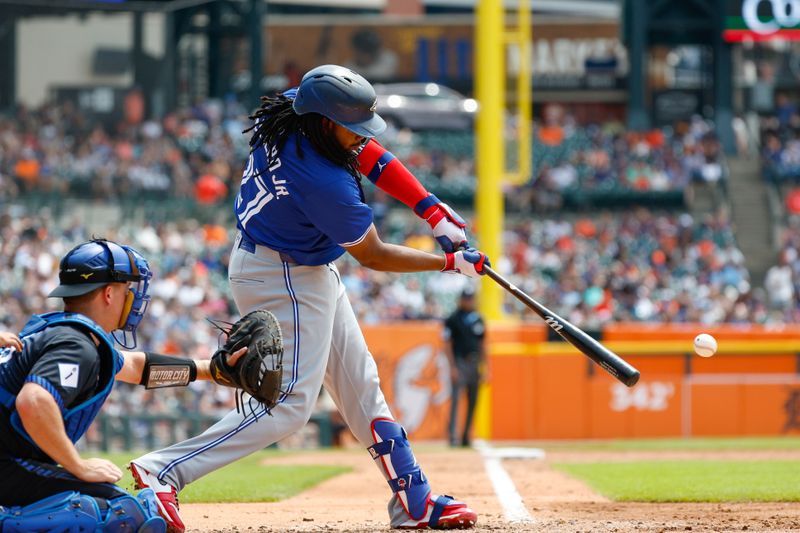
[693,333,717,357]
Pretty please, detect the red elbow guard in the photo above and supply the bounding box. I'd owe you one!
[357,139,429,212]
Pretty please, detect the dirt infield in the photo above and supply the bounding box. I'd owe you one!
[182,446,800,532]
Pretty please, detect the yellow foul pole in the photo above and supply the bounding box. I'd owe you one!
[516,0,532,185]
[474,0,505,440]
[476,0,504,322]
[503,0,531,186]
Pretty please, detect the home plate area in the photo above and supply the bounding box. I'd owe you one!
[177,446,800,532]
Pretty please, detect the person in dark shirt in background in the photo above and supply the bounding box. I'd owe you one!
[443,288,485,447]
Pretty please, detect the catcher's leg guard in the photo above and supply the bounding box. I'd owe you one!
[0,491,101,533]
[102,489,167,533]
[368,418,430,521]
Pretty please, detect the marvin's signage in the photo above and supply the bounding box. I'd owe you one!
[524,37,626,90]
[264,20,624,92]
[724,0,800,42]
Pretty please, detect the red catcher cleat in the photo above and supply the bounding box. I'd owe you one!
[393,495,477,529]
[130,462,185,533]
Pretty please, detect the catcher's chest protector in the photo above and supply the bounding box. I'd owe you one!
[0,312,122,446]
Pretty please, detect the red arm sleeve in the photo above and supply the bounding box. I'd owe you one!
[357,139,433,216]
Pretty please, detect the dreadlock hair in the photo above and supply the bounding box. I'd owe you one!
[244,94,362,180]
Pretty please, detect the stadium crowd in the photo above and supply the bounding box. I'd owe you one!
[0,99,727,208]
[0,202,768,445]
[0,99,250,203]
[0,203,780,356]
[0,97,779,448]
[765,215,800,320]
[760,99,800,221]
[0,201,788,362]
[760,93,800,187]
[384,105,728,212]
[0,204,784,447]
[530,107,726,192]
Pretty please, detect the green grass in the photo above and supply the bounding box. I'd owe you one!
[533,436,800,452]
[98,450,349,503]
[554,460,800,502]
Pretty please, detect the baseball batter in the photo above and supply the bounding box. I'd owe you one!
[130,64,489,531]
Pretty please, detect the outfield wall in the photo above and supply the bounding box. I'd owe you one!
[363,322,800,440]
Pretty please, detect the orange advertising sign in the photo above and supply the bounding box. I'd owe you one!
[363,322,451,440]
[362,322,800,440]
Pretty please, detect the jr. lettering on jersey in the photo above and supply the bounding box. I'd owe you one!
[238,146,290,228]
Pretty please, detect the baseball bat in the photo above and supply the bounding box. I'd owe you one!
[483,265,640,387]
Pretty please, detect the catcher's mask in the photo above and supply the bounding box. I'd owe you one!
[49,239,152,349]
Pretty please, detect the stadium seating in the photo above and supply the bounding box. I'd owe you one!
[2,101,729,214]
[0,100,758,444]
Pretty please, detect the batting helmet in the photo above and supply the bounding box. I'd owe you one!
[292,64,386,138]
[49,239,152,348]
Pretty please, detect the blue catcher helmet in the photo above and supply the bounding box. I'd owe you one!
[48,239,152,349]
[292,64,386,138]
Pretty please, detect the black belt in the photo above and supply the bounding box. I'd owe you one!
[238,235,298,265]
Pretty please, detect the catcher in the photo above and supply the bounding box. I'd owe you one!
[0,239,281,533]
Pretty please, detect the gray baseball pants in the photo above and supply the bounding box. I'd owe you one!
[133,234,413,520]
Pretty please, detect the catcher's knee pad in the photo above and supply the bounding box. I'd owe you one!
[368,418,430,520]
[0,491,101,533]
[0,489,166,533]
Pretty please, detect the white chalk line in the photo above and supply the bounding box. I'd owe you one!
[473,440,543,524]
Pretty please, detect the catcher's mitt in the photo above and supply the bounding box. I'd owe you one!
[209,309,284,413]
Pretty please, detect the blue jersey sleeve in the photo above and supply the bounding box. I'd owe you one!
[299,178,374,247]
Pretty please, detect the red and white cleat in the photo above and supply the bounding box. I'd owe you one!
[130,462,185,533]
[393,495,477,529]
